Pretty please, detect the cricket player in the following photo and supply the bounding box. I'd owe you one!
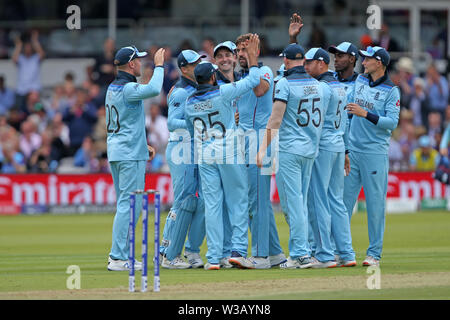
[106,45,164,271]
[235,33,286,269]
[160,50,206,269]
[185,34,261,270]
[344,46,400,266]
[257,43,329,269]
[213,41,241,268]
[304,48,356,268]
[328,42,360,180]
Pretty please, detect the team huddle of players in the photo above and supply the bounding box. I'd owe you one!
[158,13,400,270]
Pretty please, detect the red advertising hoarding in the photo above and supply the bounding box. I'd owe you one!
[0,172,448,210]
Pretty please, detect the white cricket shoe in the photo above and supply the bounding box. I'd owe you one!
[269,253,287,267]
[107,257,142,271]
[362,256,380,267]
[204,262,220,270]
[184,251,204,268]
[229,252,255,269]
[336,255,357,267]
[248,256,271,269]
[219,257,234,269]
[161,255,192,269]
[280,256,313,269]
[310,257,338,269]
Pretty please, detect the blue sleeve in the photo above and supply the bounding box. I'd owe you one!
[167,87,188,131]
[260,66,273,85]
[123,66,164,102]
[376,87,400,130]
[320,82,332,115]
[220,66,261,104]
[273,78,289,103]
[440,124,450,150]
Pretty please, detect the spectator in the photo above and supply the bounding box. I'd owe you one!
[0,75,15,116]
[146,103,168,155]
[89,38,116,89]
[162,46,179,96]
[176,39,195,56]
[396,116,417,166]
[406,77,429,127]
[308,22,327,48]
[199,37,215,63]
[28,130,59,173]
[50,112,70,149]
[409,135,440,171]
[395,57,415,100]
[388,137,405,172]
[30,103,49,133]
[376,23,401,52]
[425,63,449,119]
[62,89,98,155]
[19,119,42,161]
[0,141,26,173]
[12,30,45,112]
[444,104,450,129]
[73,135,97,171]
[92,106,107,154]
[24,90,41,116]
[427,111,443,148]
[360,34,373,50]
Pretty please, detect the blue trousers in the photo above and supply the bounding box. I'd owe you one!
[276,152,314,259]
[247,163,283,257]
[161,142,205,260]
[199,162,249,264]
[109,160,146,260]
[308,150,355,262]
[343,151,389,260]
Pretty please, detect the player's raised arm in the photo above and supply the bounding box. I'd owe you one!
[220,34,261,102]
[289,13,303,44]
[123,48,166,102]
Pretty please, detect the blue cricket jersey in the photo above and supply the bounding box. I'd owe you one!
[185,66,261,163]
[167,76,197,141]
[317,71,348,153]
[273,66,330,159]
[105,68,164,161]
[236,63,273,130]
[347,72,400,155]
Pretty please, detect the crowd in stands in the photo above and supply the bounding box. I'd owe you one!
[0,29,449,174]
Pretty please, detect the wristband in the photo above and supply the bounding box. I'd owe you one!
[365,112,379,125]
[155,65,164,68]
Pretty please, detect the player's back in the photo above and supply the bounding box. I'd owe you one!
[274,66,328,159]
[167,77,197,133]
[318,72,348,152]
[185,85,238,164]
[105,72,148,162]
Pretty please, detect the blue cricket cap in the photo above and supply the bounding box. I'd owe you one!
[114,46,148,66]
[194,61,216,83]
[279,44,305,60]
[305,48,330,64]
[214,41,236,57]
[274,63,286,82]
[328,42,358,59]
[418,135,431,148]
[359,46,390,66]
[177,50,206,68]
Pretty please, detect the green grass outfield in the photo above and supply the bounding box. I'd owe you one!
[0,210,450,299]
